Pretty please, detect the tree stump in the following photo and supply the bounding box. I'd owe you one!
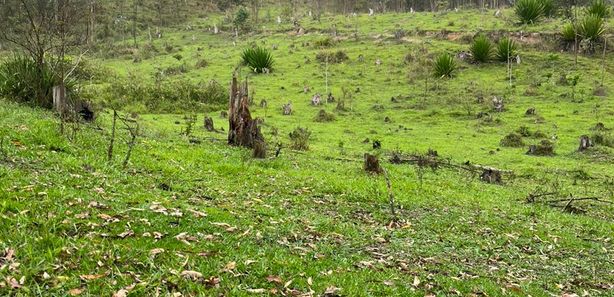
[260,99,268,108]
[492,96,504,112]
[525,107,536,116]
[480,169,502,184]
[228,75,264,149]
[578,135,592,152]
[204,116,215,132]
[282,103,293,115]
[364,153,383,174]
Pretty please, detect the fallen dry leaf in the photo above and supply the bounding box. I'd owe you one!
[204,276,221,288]
[224,261,237,271]
[68,288,83,296]
[323,286,341,297]
[180,270,203,280]
[112,284,136,297]
[412,276,421,287]
[150,248,165,257]
[246,288,266,294]
[266,275,283,284]
[79,273,107,281]
[117,230,134,239]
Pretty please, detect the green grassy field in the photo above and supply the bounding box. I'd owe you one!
[1,7,614,297]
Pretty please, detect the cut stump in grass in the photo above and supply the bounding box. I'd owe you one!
[364,153,383,174]
[578,135,593,152]
[228,74,265,150]
[204,116,215,132]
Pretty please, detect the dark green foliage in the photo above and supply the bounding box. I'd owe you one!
[0,55,63,109]
[432,54,456,78]
[592,131,614,147]
[289,127,311,151]
[233,6,250,29]
[241,47,274,73]
[496,37,518,62]
[515,0,544,24]
[470,35,493,63]
[541,0,556,17]
[315,50,349,63]
[314,37,335,48]
[314,109,335,122]
[500,133,525,147]
[561,23,577,42]
[527,140,555,156]
[579,14,605,42]
[586,0,611,18]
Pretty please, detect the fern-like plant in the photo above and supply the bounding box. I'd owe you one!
[515,0,544,24]
[496,37,518,62]
[579,14,605,42]
[586,0,611,18]
[470,35,493,63]
[433,54,456,78]
[241,47,274,73]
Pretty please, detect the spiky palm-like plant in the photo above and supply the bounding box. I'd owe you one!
[496,37,518,62]
[470,35,493,63]
[241,47,274,74]
[515,0,544,24]
[433,54,456,78]
[586,0,611,18]
[579,14,605,42]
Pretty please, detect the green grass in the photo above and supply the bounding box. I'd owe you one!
[1,8,614,297]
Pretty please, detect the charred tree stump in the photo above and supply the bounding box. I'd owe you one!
[578,135,593,152]
[364,153,383,174]
[204,116,215,132]
[228,75,265,149]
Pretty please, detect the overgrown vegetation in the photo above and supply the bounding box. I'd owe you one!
[515,0,545,24]
[470,35,493,63]
[496,37,518,62]
[432,54,456,78]
[241,46,274,73]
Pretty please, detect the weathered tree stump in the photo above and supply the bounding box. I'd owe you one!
[492,96,504,112]
[252,140,266,159]
[364,153,383,174]
[260,99,268,108]
[220,111,228,118]
[578,135,593,152]
[282,103,293,115]
[228,75,265,149]
[480,169,502,184]
[525,107,536,116]
[204,116,215,132]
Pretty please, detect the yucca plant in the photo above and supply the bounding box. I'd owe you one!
[586,0,611,18]
[579,14,605,42]
[241,46,274,73]
[0,55,59,108]
[561,23,577,42]
[470,35,493,63]
[515,0,544,24]
[433,54,456,78]
[496,37,518,62]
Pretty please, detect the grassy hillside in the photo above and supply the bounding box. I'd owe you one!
[1,7,614,297]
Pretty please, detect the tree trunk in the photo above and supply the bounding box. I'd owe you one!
[53,85,67,115]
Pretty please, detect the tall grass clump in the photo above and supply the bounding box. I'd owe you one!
[0,55,61,108]
[470,35,493,63]
[496,37,518,62]
[586,0,611,18]
[515,0,544,24]
[579,14,605,42]
[241,46,274,73]
[433,54,456,78]
[561,23,577,42]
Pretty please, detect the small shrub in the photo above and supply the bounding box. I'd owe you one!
[496,37,518,62]
[241,46,274,73]
[470,35,493,63]
[586,0,611,18]
[316,50,349,64]
[432,54,456,78]
[592,131,614,147]
[314,37,335,48]
[289,127,311,151]
[515,0,544,24]
[314,109,335,122]
[579,14,605,42]
[234,6,250,29]
[173,54,183,61]
[517,126,532,137]
[500,133,525,147]
[527,139,555,156]
[195,59,209,68]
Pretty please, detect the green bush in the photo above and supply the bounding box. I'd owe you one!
[515,0,544,24]
[561,23,577,42]
[470,35,493,63]
[289,127,311,151]
[496,37,518,62]
[541,0,556,17]
[241,46,274,73]
[433,54,456,78]
[586,0,611,18]
[315,50,349,64]
[233,7,250,29]
[579,14,605,42]
[0,55,63,108]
